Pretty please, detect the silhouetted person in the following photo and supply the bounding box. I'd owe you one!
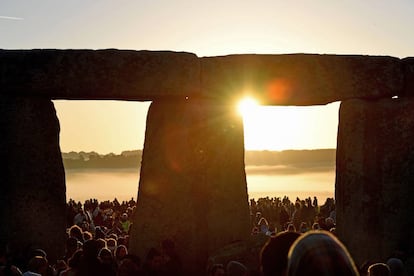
[208,264,225,276]
[260,231,301,276]
[63,237,79,263]
[60,249,83,276]
[77,240,105,276]
[160,239,182,276]
[226,261,248,276]
[287,223,296,232]
[367,263,390,276]
[142,248,163,276]
[386,258,404,276]
[117,254,142,276]
[23,256,48,276]
[0,242,22,275]
[287,230,359,276]
[114,245,128,268]
[68,225,84,244]
[98,248,116,276]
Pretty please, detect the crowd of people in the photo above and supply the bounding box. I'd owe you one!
[249,196,336,236]
[0,196,406,275]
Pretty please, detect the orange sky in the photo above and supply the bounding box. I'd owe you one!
[3,1,413,153]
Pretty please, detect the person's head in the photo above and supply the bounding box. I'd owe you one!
[287,230,359,276]
[260,231,301,276]
[251,226,260,235]
[325,217,335,228]
[209,263,225,276]
[27,256,48,274]
[367,263,390,276]
[121,213,128,222]
[115,245,128,261]
[95,226,106,240]
[83,239,100,260]
[68,249,83,269]
[386,258,404,276]
[106,238,117,252]
[299,222,308,233]
[98,247,113,265]
[69,224,83,241]
[30,248,47,259]
[81,221,90,231]
[146,248,163,271]
[108,233,118,241]
[66,237,79,254]
[311,222,320,230]
[226,261,248,276]
[83,231,92,242]
[117,255,141,276]
[118,236,128,247]
[96,238,107,251]
[259,217,270,233]
[287,223,296,232]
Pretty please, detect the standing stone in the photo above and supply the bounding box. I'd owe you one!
[336,98,414,269]
[0,97,66,263]
[129,99,250,274]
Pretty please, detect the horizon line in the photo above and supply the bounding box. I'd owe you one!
[62,148,337,154]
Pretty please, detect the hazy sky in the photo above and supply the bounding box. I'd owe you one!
[2,1,414,153]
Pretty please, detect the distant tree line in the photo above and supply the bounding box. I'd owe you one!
[62,150,142,169]
[62,149,336,170]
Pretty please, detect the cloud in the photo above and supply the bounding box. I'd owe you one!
[0,16,24,20]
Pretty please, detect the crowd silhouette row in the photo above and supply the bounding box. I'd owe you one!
[0,196,406,275]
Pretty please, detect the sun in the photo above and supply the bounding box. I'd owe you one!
[237,97,260,117]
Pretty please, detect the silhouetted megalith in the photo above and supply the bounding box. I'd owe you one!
[1,50,405,105]
[403,57,414,96]
[0,97,66,262]
[336,98,414,266]
[0,49,200,100]
[130,99,250,274]
[2,49,414,273]
[201,54,402,105]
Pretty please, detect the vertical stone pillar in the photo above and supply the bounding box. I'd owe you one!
[130,99,250,274]
[336,98,414,269]
[0,97,66,263]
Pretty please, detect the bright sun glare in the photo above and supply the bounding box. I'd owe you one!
[236,96,339,151]
[237,97,260,117]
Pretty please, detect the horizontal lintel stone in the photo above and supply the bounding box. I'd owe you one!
[200,54,403,105]
[0,49,200,100]
[1,50,409,105]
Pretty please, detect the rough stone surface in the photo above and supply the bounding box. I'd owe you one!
[129,99,250,274]
[0,49,200,100]
[1,50,410,105]
[336,98,414,268]
[0,97,66,263]
[402,57,414,96]
[201,54,403,105]
[2,49,414,274]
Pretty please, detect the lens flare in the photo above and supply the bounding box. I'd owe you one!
[237,97,259,117]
